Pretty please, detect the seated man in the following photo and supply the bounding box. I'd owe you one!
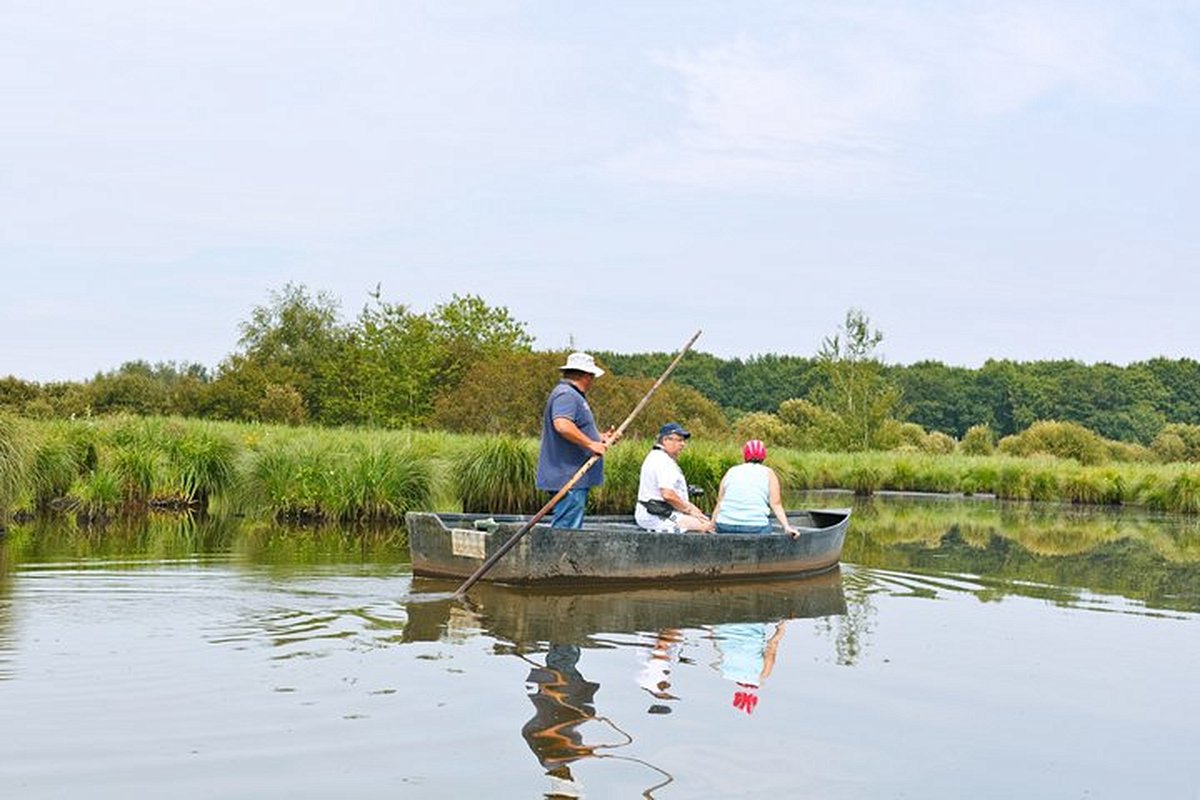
[634,422,714,533]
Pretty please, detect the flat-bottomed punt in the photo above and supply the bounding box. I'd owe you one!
[404,509,849,585]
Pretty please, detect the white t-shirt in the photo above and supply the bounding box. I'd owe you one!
[635,447,689,531]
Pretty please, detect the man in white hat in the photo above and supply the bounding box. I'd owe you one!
[535,352,617,528]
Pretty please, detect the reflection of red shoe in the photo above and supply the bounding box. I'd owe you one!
[732,689,759,714]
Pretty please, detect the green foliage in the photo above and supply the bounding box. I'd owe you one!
[995,463,1032,500]
[1164,472,1200,514]
[998,420,1110,465]
[589,373,729,441]
[959,462,998,495]
[810,309,904,451]
[921,431,957,455]
[258,384,307,426]
[454,436,539,514]
[73,467,122,519]
[845,458,885,496]
[960,424,996,456]
[776,398,845,450]
[433,351,730,441]
[732,411,796,447]
[0,414,30,514]
[165,426,238,504]
[587,442,644,515]
[893,422,926,449]
[1151,423,1200,463]
[334,445,434,520]
[29,437,80,508]
[113,441,162,506]
[432,351,562,436]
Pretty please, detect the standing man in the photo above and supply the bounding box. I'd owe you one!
[634,422,714,533]
[536,352,617,529]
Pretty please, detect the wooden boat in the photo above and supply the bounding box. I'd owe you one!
[404,508,849,585]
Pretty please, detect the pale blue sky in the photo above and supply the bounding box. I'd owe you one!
[3,1,1198,381]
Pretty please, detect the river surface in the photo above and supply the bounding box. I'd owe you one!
[1,494,1198,799]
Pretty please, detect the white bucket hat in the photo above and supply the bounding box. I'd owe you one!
[559,351,605,377]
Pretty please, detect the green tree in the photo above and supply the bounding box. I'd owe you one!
[233,283,347,420]
[326,291,534,428]
[811,309,902,450]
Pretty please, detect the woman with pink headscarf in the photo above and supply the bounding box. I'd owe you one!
[710,440,800,536]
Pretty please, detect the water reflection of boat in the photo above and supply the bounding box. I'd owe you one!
[403,573,846,797]
[404,510,849,585]
[403,569,846,647]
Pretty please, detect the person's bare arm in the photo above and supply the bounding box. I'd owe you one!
[552,417,608,456]
[760,620,788,682]
[660,488,705,519]
[768,469,798,536]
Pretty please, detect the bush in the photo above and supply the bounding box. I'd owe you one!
[960,424,995,456]
[894,423,926,449]
[921,431,957,455]
[776,399,846,449]
[998,421,1109,466]
[732,412,796,447]
[1152,424,1200,463]
[259,384,307,426]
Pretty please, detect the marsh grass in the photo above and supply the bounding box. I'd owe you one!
[0,414,31,515]
[12,416,1200,521]
[454,436,538,514]
[239,433,434,522]
[165,425,238,505]
[588,441,644,515]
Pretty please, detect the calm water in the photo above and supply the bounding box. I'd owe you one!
[2,495,1199,799]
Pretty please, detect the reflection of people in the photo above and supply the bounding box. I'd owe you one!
[710,620,789,715]
[711,440,799,536]
[634,423,714,533]
[521,644,601,793]
[536,352,618,529]
[636,629,683,714]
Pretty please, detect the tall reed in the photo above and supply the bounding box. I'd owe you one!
[453,435,540,514]
[0,414,29,515]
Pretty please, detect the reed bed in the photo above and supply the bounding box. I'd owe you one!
[0,414,32,517]
[8,416,1200,521]
[453,435,540,514]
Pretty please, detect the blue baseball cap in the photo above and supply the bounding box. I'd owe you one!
[658,422,691,439]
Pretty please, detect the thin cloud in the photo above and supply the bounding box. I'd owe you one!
[614,3,1200,193]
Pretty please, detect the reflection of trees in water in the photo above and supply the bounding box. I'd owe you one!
[814,493,1200,613]
[0,515,408,568]
[813,568,875,666]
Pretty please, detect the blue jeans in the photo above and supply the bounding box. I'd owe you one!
[716,521,772,534]
[549,487,589,529]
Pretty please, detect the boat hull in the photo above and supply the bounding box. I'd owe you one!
[404,509,849,585]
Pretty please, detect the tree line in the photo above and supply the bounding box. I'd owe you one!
[4,286,1200,451]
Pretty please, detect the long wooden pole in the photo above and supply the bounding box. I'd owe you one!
[453,330,702,597]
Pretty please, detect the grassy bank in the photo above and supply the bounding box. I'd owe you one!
[5,414,1200,522]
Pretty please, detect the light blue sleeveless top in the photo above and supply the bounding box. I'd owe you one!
[716,463,770,526]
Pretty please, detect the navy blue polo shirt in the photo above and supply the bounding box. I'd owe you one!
[535,380,605,491]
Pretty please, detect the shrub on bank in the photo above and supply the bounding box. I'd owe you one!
[998,421,1110,465]
[960,424,996,456]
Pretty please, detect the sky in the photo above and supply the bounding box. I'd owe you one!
[3,1,1199,381]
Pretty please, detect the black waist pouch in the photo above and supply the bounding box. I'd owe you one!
[640,499,674,519]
